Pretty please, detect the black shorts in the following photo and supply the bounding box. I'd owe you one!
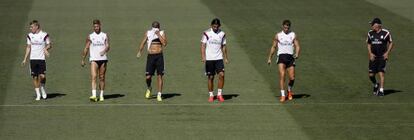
[205,60,224,76]
[146,53,164,76]
[30,60,46,76]
[369,57,387,73]
[277,54,295,68]
[91,60,108,68]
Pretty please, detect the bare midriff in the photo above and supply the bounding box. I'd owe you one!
[148,43,163,54]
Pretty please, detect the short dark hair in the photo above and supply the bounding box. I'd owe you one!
[152,21,160,28]
[370,18,382,26]
[211,18,221,26]
[282,20,291,26]
[93,19,101,25]
[30,20,40,27]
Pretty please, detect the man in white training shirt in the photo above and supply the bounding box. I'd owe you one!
[137,21,168,101]
[267,20,301,103]
[21,20,52,101]
[81,19,110,102]
[201,18,229,102]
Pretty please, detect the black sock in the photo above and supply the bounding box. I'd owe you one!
[369,76,377,85]
[146,78,152,89]
[41,78,46,86]
[288,79,295,91]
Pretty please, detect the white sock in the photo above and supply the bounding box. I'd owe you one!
[281,90,285,96]
[40,85,46,95]
[379,88,384,92]
[157,92,162,96]
[35,88,40,97]
[218,89,222,96]
[92,90,96,97]
[209,92,214,97]
[100,90,104,98]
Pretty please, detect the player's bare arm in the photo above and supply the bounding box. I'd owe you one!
[100,35,110,56]
[81,37,91,67]
[201,42,206,63]
[383,41,393,60]
[156,31,167,47]
[293,36,300,59]
[137,32,148,58]
[367,43,375,61]
[267,34,278,64]
[221,45,229,64]
[21,44,31,66]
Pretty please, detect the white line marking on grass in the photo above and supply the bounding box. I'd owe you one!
[0,102,413,107]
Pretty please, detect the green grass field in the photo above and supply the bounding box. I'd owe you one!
[0,0,413,139]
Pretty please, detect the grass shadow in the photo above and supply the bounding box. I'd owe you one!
[384,89,402,96]
[103,94,125,100]
[47,93,66,99]
[162,93,182,100]
[222,94,239,100]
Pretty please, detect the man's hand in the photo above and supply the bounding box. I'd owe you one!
[224,58,229,64]
[100,51,106,56]
[369,53,375,61]
[383,52,389,60]
[81,60,86,67]
[267,59,272,65]
[21,60,27,67]
[136,51,141,58]
[44,49,50,57]
[294,54,299,59]
[201,57,206,63]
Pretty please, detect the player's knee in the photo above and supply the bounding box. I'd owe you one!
[99,75,105,81]
[218,72,224,78]
[146,75,152,79]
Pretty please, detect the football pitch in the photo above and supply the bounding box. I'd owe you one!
[1,0,413,139]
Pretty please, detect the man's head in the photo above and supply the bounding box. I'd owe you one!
[370,18,382,32]
[93,19,101,33]
[282,20,291,33]
[29,20,40,33]
[152,21,160,29]
[211,18,221,33]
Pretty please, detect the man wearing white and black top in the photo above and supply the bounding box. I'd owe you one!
[137,21,168,102]
[366,18,394,96]
[81,19,110,102]
[267,20,300,103]
[22,20,52,101]
[201,18,229,102]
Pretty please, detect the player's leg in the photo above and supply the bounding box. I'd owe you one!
[145,55,155,99]
[39,74,47,99]
[155,55,164,101]
[38,60,47,99]
[278,63,287,102]
[369,60,379,95]
[32,76,41,100]
[216,60,225,102]
[89,61,98,101]
[98,61,107,101]
[378,72,385,96]
[205,61,215,102]
[30,60,41,100]
[287,66,295,100]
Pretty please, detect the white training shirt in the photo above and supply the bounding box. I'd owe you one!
[201,28,226,60]
[146,28,164,50]
[89,32,108,61]
[276,31,296,55]
[27,31,50,60]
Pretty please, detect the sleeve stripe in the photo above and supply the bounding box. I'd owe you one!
[27,35,31,41]
[44,34,49,41]
[203,32,209,40]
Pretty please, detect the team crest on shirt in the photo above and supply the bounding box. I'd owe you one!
[380,35,384,39]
